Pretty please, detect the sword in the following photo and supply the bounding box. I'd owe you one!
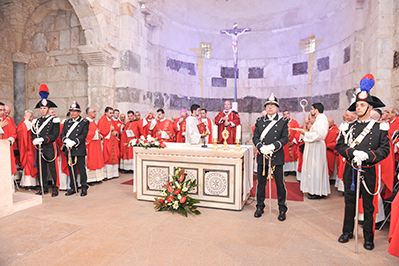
[264,153,273,223]
[67,147,78,194]
[354,160,363,253]
[38,144,44,198]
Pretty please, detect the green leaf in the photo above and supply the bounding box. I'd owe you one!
[180,207,188,217]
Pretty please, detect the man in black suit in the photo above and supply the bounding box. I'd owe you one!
[61,101,90,196]
[31,84,60,197]
[252,93,289,221]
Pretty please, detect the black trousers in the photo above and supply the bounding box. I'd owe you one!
[256,164,288,213]
[37,143,58,192]
[343,164,376,241]
[67,155,88,191]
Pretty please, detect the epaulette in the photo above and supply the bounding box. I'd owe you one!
[256,117,262,121]
[379,121,389,131]
[53,117,60,123]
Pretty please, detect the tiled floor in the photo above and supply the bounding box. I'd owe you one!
[1,174,398,266]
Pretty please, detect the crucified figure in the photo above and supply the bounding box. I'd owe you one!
[220,23,251,69]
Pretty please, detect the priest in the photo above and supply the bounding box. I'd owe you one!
[17,110,37,188]
[137,110,157,138]
[282,110,300,176]
[325,118,339,178]
[85,107,105,182]
[154,108,175,142]
[198,108,213,144]
[215,100,240,144]
[98,107,120,180]
[0,102,17,185]
[174,109,188,143]
[120,110,139,172]
[185,104,205,144]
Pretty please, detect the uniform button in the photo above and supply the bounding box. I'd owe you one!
[275,130,277,132]
[263,125,265,127]
[274,137,277,139]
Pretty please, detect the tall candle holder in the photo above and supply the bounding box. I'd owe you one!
[212,138,218,150]
[234,139,241,151]
[222,128,229,151]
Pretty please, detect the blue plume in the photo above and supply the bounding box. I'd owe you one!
[39,91,49,100]
[360,78,374,92]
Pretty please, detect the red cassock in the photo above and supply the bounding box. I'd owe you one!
[98,115,119,165]
[120,120,139,161]
[388,118,399,161]
[155,119,175,142]
[388,195,399,257]
[173,117,187,143]
[283,119,300,163]
[198,117,213,144]
[215,110,240,144]
[0,116,17,175]
[379,140,395,199]
[86,119,105,171]
[16,120,37,178]
[297,125,305,173]
[325,124,339,176]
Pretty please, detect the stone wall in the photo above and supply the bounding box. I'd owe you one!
[25,9,88,118]
[0,11,14,107]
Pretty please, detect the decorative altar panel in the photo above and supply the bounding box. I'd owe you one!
[134,143,253,210]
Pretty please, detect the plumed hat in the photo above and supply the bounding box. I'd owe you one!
[348,74,385,111]
[35,84,57,109]
[69,101,81,112]
[264,93,279,107]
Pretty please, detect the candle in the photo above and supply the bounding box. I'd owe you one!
[213,125,218,141]
[236,125,241,140]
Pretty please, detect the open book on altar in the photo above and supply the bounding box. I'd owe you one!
[197,122,207,135]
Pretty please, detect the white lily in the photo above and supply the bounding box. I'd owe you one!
[182,187,188,192]
[175,181,181,189]
[173,201,179,209]
[178,194,182,200]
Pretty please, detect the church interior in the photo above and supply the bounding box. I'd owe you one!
[1,0,399,264]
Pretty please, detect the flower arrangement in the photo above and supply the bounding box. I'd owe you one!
[128,135,166,149]
[154,167,201,217]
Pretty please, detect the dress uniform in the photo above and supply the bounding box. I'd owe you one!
[336,74,390,250]
[61,101,89,196]
[252,94,289,221]
[31,84,60,197]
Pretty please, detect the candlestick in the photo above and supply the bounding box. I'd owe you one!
[212,138,218,150]
[236,125,241,140]
[213,124,218,142]
[234,139,241,151]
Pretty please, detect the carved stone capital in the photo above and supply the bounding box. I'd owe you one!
[78,44,115,67]
[12,52,30,64]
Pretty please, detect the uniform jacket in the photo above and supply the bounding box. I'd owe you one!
[60,116,89,157]
[31,115,60,147]
[336,119,390,167]
[253,114,289,166]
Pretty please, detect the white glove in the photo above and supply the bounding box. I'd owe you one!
[353,150,368,161]
[64,139,76,149]
[33,137,44,146]
[260,144,275,155]
[353,156,362,166]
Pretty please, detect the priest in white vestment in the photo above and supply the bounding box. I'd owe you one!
[185,104,205,144]
[298,103,330,199]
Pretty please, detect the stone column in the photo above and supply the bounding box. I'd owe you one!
[13,62,26,124]
[79,45,116,114]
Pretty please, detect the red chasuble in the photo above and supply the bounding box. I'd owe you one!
[98,114,119,165]
[173,116,187,143]
[388,195,399,257]
[155,119,175,142]
[137,118,156,138]
[86,118,105,171]
[198,117,213,144]
[0,116,17,175]
[297,125,305,173]
[16,120,37,178]
[214,110,240,144]
[283,119,300,163]
[120,120,139,161]
[325,124,338,176]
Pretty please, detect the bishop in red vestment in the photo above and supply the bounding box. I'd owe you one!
[17,110,37,187]
[137,110,157,138]
[120,110,139,171]
[86,107,105,182]
[174,109,188,143]
[154,109,175,142]
[214,100,240,144]
[98,107,119,179]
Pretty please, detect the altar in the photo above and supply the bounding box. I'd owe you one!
[134,143,253,210]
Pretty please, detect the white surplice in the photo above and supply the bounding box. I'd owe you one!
[300,113,331,196]
[185,116,201,144]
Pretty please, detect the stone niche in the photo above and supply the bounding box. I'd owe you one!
[26,9,88,118]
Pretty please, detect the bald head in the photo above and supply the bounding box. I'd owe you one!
[388,107,399,121]
[4,105,11,117]
[328,118,334,128]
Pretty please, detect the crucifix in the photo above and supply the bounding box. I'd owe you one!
[299,34,324,104]
[221,23,251,108]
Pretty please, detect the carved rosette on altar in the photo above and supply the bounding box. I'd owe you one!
[147,166,169,191]
[204,171,228,196]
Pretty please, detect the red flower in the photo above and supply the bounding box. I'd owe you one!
[151,140,154,143]
[159,199,165,203]
[174,189,181,195]
[160,143,166,148]
[167,195,174,203]
[144,139,148,143]
[178,175,184,182]
[180,197,186,203]
[167,186,173,193]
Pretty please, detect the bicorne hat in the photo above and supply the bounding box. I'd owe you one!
[348,74,385,111]
[35,84,57,109]
[264,93,279,107]
[69,101,81,112]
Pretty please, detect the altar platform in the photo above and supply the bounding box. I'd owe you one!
[134,143,253,210]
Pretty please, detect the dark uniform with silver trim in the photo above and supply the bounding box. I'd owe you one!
[31,115,60,194]
[60,115,89,195]
[253,114,289,216]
